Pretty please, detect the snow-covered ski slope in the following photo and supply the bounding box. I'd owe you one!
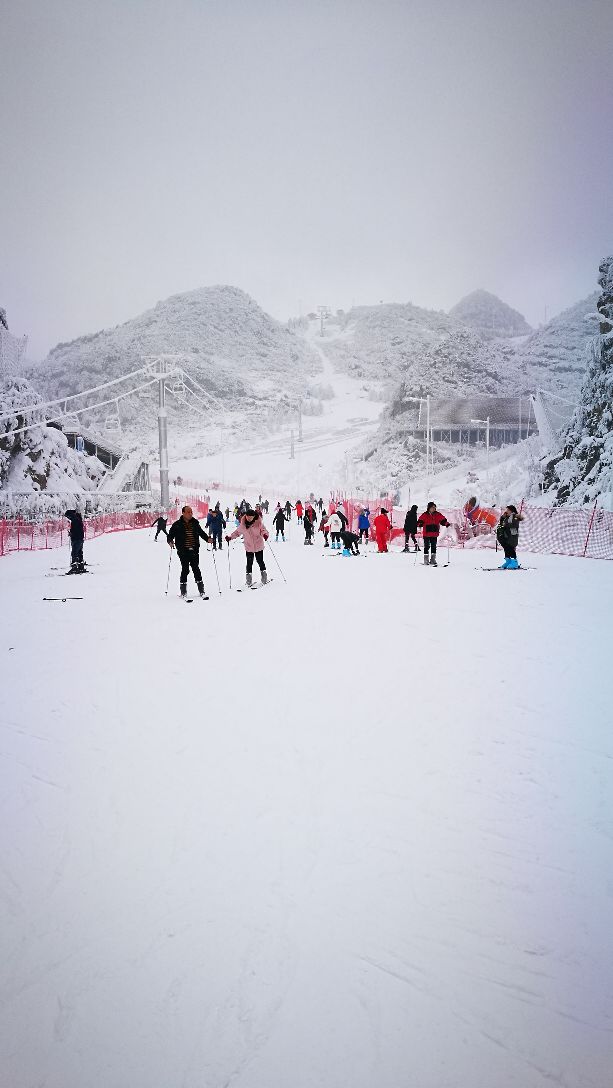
[1,529,612,1088]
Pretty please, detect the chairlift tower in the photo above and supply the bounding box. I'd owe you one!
[317,305,330,337]
[142,355,182,509]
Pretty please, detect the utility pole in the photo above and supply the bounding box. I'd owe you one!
[471,416,490,486]
[290,429,295,460]
[317,305,329,337]
[158,372,169,508]
[298,400,303,443]
[426,395,431,487]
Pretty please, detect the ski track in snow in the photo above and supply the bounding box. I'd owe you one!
[1,530,612,1088]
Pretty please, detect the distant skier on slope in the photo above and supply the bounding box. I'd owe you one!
[151,515,168,541]
[273,507,286,541]
[284,500,293,520]
[65,509,85,570]
[303,505,316,545]
[341,529,361,556]
[403,505,419,552]
[417,502,450,566]
[319,511,330,546]
[373,508,391,553]
[327,510,342,549]
[357,508,370,544]
[295,500,304,524]
[226,505,270,586]
[167,505,211,598]
[496,505,524,569]
[208,505,226,550]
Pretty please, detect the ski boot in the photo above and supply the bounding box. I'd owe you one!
[246,573,253,587]
[197,580,207,598]
[423,553,430,565]
[180,581,187,597]
[261,570,268,584]
[430,556,438,567]
[342,547,351,557]
[499,558,510,569]
[507,558,519,570]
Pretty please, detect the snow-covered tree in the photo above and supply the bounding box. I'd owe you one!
[543,257,613,504]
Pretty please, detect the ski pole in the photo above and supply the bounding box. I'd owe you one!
[226,543,232,590]
[211,547,222,595]
[165,550,173,595]
[266,540,287,583]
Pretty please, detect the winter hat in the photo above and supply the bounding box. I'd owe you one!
[380,508,388,515]
[507,504,518,514]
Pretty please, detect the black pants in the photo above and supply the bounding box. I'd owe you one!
[502,544,517,560]
[71,537,84,564]
[359,527,369,542]
[178,548,203,587]
[423,537,437,556]
[404,531,417,549]
[212,530,222,550]
[304,526,313,544]
[154,527,167,540]
[246,550,266,574]
[331,532,341,546]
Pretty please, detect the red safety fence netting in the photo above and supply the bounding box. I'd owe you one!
[1,495,611,561]
[0,496,210,558]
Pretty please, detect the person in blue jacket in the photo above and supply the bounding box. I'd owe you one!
[357,508,370,544]
[207,504,226,550]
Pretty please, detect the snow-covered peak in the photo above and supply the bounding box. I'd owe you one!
[449,289,532,339]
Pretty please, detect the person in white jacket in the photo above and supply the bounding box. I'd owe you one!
[327,511,342,550]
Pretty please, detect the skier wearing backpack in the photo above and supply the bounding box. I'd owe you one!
[226,505,270,586]
[496,505,524,569]
[417,502,450,566]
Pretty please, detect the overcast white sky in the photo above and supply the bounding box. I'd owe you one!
[2,0,612,358]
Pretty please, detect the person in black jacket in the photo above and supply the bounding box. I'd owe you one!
[167,505,211,597]
[496,505,524,569]
[151,515,168,540]
[403,504,419,552]
[65,509,85,569]
[273,507,286,541]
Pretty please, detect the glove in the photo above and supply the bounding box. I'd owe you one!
[169,541,175,549]
[225,535,231,543]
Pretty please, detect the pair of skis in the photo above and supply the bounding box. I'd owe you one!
[236,578,273,592]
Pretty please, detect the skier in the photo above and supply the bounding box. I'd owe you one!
[224,506,230,522]
[340,529,360,556]
[284,499,292,520]
[328,510,342,549]
[403,505,419,551]
[417,502,450,566]
[150,515,168,541]
[373,508,391,553]
[167,505,211,598]
[496,505,524,569]
[273,506,287,542]
[319,511,330,546]
[226,505,270,586]
[65,509,85,570]
[303,505,316,545]
[317,497,324,513]
[295,500,304,524]
[208,504,226,550]
[357,508,370,544]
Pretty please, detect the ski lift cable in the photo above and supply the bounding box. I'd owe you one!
[0,363,155,422]
[178,368,225,413]
[2,378,159,440]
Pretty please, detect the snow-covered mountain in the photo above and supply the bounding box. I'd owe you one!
[0,379,104,494]
[30,287,321,430]
[516,293,599,399]
[543,262,613,505]
[309,302,521,394]
[449,289,532,339]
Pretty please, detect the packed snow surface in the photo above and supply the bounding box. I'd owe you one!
[1,529,612,1088]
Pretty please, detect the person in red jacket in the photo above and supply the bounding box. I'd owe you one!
[295,500,304,524]
[373,508,391,553]
[417,502,450,566]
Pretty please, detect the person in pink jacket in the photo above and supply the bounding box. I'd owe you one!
[226,506,270,586]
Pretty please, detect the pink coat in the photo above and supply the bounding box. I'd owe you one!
[229,513,269,553]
